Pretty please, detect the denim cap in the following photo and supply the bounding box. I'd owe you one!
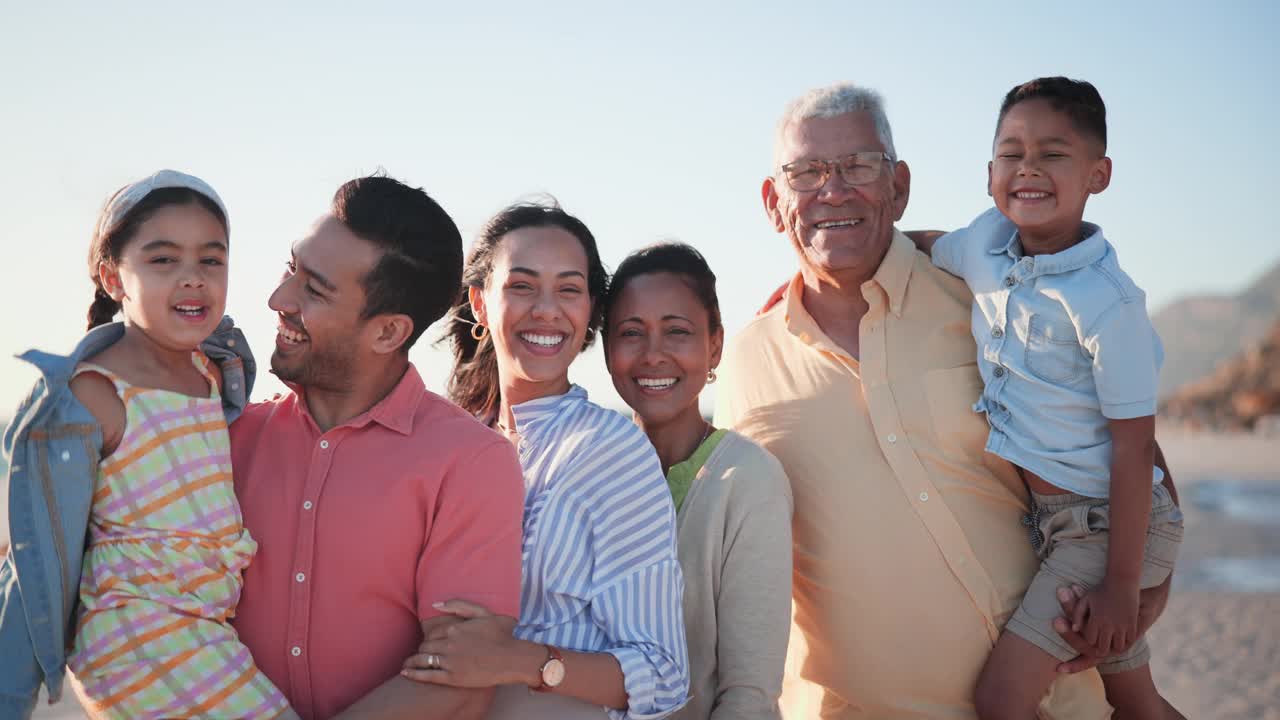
[96,169,228,240]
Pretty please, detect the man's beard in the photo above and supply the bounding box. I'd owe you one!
[270,339,358,393]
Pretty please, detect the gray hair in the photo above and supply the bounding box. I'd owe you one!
[773,83,898,168]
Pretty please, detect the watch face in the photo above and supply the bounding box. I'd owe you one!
[542,658,566,687]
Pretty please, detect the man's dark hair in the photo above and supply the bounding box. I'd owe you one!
[997,76,1107,151]
[331,174,463,352]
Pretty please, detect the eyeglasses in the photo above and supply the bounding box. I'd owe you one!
[779,151,893,192]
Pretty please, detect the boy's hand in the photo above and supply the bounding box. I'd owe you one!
[1073,581,1140,656]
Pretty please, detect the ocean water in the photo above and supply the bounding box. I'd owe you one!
[1180,479,1280,592]
[1189,480,1280,524]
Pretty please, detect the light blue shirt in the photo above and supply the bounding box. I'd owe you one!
[932,208,1164,498]
[509,385,689,719]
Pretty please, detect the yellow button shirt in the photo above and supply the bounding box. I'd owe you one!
[715,231,1108,719]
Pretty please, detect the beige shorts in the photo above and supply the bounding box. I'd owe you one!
[1005,483,1183,674]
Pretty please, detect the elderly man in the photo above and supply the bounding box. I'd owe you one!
[715,84,1175,718]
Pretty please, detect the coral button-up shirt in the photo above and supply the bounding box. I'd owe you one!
[229,364,524,720]
[715,232,1109,719]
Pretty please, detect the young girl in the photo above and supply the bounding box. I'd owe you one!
[2,170,294,719]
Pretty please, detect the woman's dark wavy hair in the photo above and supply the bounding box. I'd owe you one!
[87,187,228,330]
[443,200,607,419]
[603,241,722,341]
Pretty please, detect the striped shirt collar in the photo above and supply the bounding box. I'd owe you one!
[510,384,588,435]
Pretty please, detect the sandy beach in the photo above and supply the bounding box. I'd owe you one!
[20,428,1280,719]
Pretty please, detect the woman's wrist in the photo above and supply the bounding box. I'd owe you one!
[509,638,549,688]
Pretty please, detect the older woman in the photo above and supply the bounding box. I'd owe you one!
[603,243,793,720]
[402,203,689,720]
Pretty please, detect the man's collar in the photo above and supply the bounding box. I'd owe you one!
[871,230,917,318]
[778,229,915,350]
[289,363,424,436]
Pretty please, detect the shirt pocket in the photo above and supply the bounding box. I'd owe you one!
[1024,313,1088,384]
[923,365,989,462]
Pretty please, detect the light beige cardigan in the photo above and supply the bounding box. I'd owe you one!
[669,430,793,720]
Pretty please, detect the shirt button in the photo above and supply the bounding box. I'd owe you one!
[887,433,898,444]
[61,451,71,462]
[993,367,1005,378]
[1005,276,1016,287]
[291,646,302,657]
[295,572,306,583]
[992,327,1004,338]
[230,382,239,391]
[319,440,330,449]
[227,339,236,347]
[303,500,313,510]
[919,492,930,502]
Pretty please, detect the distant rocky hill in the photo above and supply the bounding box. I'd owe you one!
[1153,261,1280,399]
[1159,318,1280,431]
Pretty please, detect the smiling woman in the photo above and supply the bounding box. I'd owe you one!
[603,243,793,720]
[415,201,689,719]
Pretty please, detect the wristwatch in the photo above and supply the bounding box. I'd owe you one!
[532,645,565,692]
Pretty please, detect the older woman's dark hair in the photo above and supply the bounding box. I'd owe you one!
[604,242,721,338]
[87,187,228,330]
[444,200,607,419]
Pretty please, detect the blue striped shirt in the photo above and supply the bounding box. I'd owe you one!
[509,385,689,719]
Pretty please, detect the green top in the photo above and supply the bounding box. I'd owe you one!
[664,428,728,512]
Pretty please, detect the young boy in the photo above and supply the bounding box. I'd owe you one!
[926,77,1185,719]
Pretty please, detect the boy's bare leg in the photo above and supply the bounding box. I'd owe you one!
[1100,664,1185,720]
[974,632,1061,720]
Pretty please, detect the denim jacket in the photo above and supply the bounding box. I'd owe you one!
[0,317,254,719]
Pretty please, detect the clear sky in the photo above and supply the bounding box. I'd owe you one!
[2,0,1277,415]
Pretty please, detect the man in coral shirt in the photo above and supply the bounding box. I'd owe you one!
[230,175,525,720]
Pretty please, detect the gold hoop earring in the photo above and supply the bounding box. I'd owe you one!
[470,323,488,341]
[706,368,717,384]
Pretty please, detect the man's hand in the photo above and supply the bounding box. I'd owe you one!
[1052,574,1173,673]
[1071,582,1139,656]
[904,229,946,255]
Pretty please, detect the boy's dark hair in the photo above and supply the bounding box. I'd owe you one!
[997,76,1107,151]
[331,174,464,352]
[603,242,722,341]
